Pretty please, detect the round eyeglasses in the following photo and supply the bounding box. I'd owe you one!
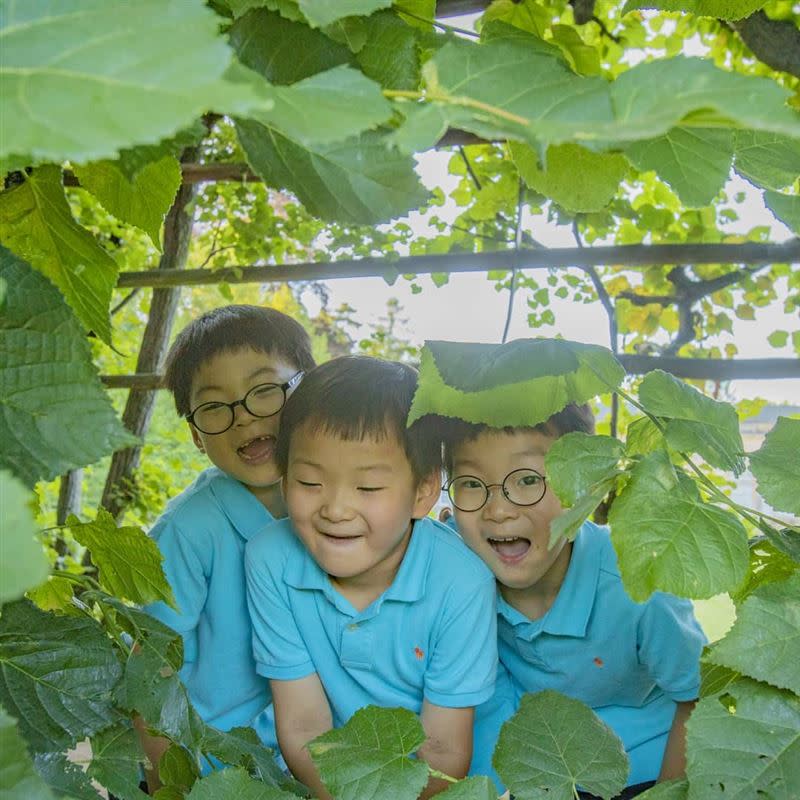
[446,468,547,512]
[186,371,304,435]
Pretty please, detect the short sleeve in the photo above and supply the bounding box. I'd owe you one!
[637,591,707,701]
[144,518,210,663]
[245,529,315,681]
[424,574,498,708]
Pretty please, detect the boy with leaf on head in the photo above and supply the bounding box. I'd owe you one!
[412,339,706,798]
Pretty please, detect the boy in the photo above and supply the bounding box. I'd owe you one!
[245,356,500,799]
[443,404,706,797]
[141,304,316,785]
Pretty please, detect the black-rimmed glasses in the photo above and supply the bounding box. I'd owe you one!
[446,468,547,512]
[187,371,304,435]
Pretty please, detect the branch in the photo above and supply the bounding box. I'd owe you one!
[729,11,800,79]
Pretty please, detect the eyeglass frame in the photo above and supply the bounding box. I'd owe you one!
[445,468,548,512]
[186,371,304,435]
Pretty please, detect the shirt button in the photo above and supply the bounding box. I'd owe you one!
[347,623,359,631]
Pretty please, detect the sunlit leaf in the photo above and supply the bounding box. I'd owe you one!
[493,691,628,800]
[621,0,767,19]
[749,417,800,515]
[545,432,624,506]
[0,250,135,487]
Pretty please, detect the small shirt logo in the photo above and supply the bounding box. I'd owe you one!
[593,657,604,667]
[414,647,425,660]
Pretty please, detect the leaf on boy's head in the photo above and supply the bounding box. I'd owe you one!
[407,338,624,427]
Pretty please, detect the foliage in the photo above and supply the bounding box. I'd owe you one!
[1,0,799,796]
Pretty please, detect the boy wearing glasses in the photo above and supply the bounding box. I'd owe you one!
[140,305,315,786]
[443,405,705,797]
[245,357,504,798]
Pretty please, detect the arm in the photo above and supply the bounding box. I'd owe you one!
[418,701,474,798]
[271,674,335,800]
[658,700,695,781]
[134,715,171,792]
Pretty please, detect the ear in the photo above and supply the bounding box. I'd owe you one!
[189,423,205,453]
[412,470,442,520]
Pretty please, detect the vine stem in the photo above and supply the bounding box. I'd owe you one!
[384,89,530,127]
[427,768,459,783]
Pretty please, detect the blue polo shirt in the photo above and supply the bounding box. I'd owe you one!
[499,521,706,786]
[145,467,277,750]
[245,516,498,770]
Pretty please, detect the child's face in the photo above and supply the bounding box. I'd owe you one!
[283,424,439,596]
[188,347,299,503]
[450,429,570,594]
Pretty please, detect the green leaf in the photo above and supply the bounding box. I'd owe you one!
[767,330,789,348]
[200,725,291,788]
[699,661,740,698]
[88,723,148,800]
[26,576,77,614]
[734,536,800,603]
[73,154,182,250]
[765,190,800,235]
[734,131,800,191]
[298,0,392,27]
[549,24,601,76]
[356,11,422,91]
[510,141,628,212]
[0,599,121,752]
[749,417,800,515]
[608,450,749,601]
[436,776,499,799]
[635,779,688,799]
[623,128,733,208]
[545,432,624,506]
[624,416,664,457]
[757,525,800,565]
[324,17,369,53]
[0,471,49,604]
[493,691,628,800]
[707,573,800,695]
[158,744,200,791]
[186,767,303,800]
[686,679,800,798]
[246,65,394,146]
[621,0,767,20]
[408,339,624,428]
[236,121,428,224]
[0,166,118,344]
[549,475,618,546]
[68,510,175,607]
[0,706,57,800]
[307,706,429,800]
[0,0,274,168]
[639,370,745,475]
[32,751,102,799]
[0,250,136,487]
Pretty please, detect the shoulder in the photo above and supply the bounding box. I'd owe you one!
[579,520,622,581]
[419,518,495,584]
[246,517,299,568]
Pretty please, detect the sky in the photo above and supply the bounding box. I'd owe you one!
[301,148,799,405]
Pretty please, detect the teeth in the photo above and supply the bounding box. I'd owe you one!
[488,536,523,543]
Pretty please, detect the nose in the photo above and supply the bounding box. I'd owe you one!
[482,485,517,523]
[232,399,257,426]
[319,486,355,522]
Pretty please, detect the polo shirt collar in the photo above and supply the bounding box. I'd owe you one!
[209,468,274,541]
[497,521,602,639]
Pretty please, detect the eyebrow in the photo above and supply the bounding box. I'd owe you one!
[194,366,280,398]
[455,449,547,470]
[291,459,394,473]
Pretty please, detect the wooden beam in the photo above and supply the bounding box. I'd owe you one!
[116,240,800,288]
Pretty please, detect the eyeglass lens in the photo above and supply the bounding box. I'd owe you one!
[448,468,546,512]
[191,383,287,434]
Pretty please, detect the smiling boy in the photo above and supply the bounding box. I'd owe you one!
[443,406,706,797]
[245,356,499,799]
[141,305,315,784]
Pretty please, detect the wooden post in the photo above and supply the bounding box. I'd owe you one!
[100,151,198,518]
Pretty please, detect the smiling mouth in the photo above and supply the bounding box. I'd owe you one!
[487,536,531,562]
[319,531,362,545]
[237,435,275,463]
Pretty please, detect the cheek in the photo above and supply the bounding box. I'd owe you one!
[452,512,483,548]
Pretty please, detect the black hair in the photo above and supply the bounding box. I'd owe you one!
[275,355,442,482]
[164,304,316,417]
[442,403,596,474]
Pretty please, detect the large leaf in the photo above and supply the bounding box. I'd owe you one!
[608,450,749,601]
[0,599,121,752]
[236,120,428,224]
[493,691,628,800]
[733,131,800,191]
[87,723,148,800]
[765,190,800,236]
[186,767,303,800]
[0,250,135,487]
[550,475,618,546]
[0,706,57,800]
[73,154,183,250]
[638,370,745,475]
[298,0,391,27]
[0,0,274,168]
[545,432,625,506]
[68,510,175,607]
[32,752,102,800]
[307,706,430,800]
[0,470,49,603]
[621,0,767,19]
[686,679,800,799]
[510,141,629,212]
[749,416,800,515]
[623,128,734,208]
[707,573,800,695]
[356,10,422,91]
[635,779,688,799]
[408,339,624,427]
[0,166,118,344]
[436,777,499,799]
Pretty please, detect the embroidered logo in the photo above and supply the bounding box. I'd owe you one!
[414,647,425,660]
[593,657,604,667]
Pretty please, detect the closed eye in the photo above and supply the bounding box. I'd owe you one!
[358,486,385,493]
[295,479,321,488]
